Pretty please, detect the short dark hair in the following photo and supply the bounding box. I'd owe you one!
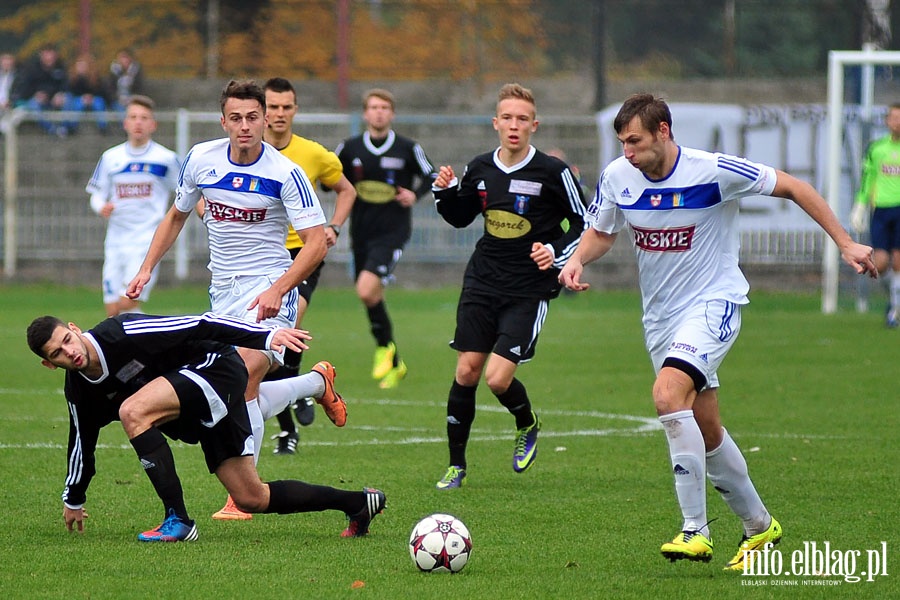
[220,79,266,114]
[127,94,155,111]
[26,316,66,358]
[264,77,295,94]
[614,93,674,140]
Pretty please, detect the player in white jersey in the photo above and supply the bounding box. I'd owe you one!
[86,95,180,316]
[126,80,347,520]
[560,94,876,572]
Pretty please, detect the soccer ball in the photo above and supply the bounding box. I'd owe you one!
[408,513,472,573]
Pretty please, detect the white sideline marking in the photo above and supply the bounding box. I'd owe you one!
[0,395,847,449]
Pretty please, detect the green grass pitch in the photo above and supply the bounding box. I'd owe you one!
[0,283,897,599]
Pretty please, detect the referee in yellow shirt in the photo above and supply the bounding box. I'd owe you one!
[263,77,357,452]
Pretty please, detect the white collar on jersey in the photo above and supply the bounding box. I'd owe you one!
[492,145,536,174]
[363,130,396,156]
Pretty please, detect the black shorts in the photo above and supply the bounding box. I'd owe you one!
[160,349,253,474]
[352,239,404,281]
[870,206,900,252]
[449,287,549,364]
[288,246,324,304]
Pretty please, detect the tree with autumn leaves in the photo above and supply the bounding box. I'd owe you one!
[0,0,550,83]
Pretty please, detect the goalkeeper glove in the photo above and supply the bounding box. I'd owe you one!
[850,202,870,234]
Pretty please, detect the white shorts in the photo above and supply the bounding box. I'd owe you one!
[209,273,298,366]
[103,241,156,304]
[645,300,742,390]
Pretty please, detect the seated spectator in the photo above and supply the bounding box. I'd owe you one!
[0,53,16,134]
[15,43,73,136]
[108,48,143,112]
[0,53,16,111]
[69,53,110,133]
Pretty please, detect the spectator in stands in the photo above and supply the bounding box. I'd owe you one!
[0,53,17,111]
[0,52,16,134]
[108,48,143,112]
[15,43,73,136]
[69,54,110,133]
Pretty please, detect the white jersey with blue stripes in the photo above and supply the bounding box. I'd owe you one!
[175,138,325,279]
[86,140,180,246]
[588,146,777,327]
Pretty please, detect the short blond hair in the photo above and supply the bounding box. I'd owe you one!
[497,83,536,113]
[363,88,395,111]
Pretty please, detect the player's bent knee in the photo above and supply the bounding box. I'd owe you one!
[118,400,149,431]
[230,490,267,513]
[484,376,512,396]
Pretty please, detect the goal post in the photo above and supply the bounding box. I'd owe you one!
[824,49,900,313]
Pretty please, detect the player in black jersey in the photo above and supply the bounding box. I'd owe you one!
[27,312,385,542]
[335,89,437,389]
[432,83,586,489]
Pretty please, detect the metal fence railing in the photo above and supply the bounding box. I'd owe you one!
[0,105,860,291]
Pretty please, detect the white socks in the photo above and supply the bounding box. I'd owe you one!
[890,271,900,313]
[246,398,264,465]
[659,410,708,537]
[706,428,771,536]
[257,373,325,420]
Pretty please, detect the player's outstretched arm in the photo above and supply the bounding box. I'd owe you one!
[559,228,617,291]
[268,328,312,354]
[63,505,88,533]
[126,206,191,298]
[325,174,356,247]
[772,171,877,279]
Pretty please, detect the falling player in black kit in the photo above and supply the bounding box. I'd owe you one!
[432,83,586,489]
[26,312,385,542]
[335,89,437,389]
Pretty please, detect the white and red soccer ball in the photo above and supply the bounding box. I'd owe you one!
[408,513,472,573]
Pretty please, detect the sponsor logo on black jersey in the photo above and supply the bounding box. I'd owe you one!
[115,359,146,384]
[632,224,695,252]
[206,200,267,223]
[484,209,531,238]
[380,156,405,170]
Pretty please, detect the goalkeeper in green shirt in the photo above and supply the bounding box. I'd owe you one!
[852,103,900,327]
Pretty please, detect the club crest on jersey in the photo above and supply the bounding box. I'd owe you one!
[650,194,662,207]
[231,176,244,189]
[514,194,530,215]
